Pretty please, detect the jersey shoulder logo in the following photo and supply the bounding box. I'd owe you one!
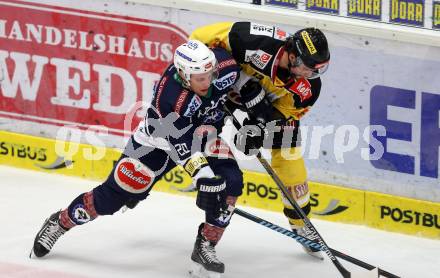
[213,71,238,91]
[289,78,313,102]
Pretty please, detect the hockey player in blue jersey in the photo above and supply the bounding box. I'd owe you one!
[31,40,243,277]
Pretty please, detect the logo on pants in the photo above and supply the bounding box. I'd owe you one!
[115,157,155,193]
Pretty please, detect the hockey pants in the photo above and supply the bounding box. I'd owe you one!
[59,136,243,230]
[271,147,311,229]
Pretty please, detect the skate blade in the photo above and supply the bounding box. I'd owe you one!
[189,261,221,278]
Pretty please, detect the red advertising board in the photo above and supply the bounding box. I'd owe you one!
[0,0,188,135]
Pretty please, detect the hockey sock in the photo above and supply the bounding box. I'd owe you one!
[284,201,311,229]
[60,191,98,229]
[200,223,225,244]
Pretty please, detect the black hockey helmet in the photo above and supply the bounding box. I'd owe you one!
[285,28,330,78]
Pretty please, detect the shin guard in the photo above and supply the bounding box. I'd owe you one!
[61,191,98,229]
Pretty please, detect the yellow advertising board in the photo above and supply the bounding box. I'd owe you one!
[1,130,439,239]
[366,192,440,239]
[0,131,93,179]
[309,182,365,224]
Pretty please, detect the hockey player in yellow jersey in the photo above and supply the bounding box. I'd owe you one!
[191,22,330,259]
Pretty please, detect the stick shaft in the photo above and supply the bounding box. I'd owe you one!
[234,208,400,278]
[224,109,350,277]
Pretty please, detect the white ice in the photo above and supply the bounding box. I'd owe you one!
[0,165,439,278]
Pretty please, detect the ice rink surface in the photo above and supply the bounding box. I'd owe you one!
[0,165,439,278]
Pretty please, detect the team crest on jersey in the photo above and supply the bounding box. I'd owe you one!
[183,95,202,117]
[213,71,237,90]
[250,23,274,37]
[249,50,272,70]
[202,109,225,124]
[289,78,312,102]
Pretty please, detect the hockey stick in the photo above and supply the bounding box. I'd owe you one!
[234,207,401,278]
[223,107,351,278]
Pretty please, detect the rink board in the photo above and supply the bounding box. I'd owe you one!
[1,130,439,239]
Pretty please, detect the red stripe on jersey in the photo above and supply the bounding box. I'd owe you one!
[155,76,169,117]
[174,89,189,115]
[271,46,285,83]
[218,58,237,70]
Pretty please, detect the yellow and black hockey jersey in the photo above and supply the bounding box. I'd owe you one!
[190,22,323,147]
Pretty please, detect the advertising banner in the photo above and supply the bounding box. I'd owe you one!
[306,0,340,14]
[366,191,440,238]
[265,0,298,8]
[265,0,439,29]
[389,0,424,27]
[434,1,440,29]
[0,0,187,136]
[347,0,382,20]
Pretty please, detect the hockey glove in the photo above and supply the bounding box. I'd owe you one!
[234,118,265,155]
[239,79,273,124]
[196,176,227,218]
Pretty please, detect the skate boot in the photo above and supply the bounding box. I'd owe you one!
[294,226,324,260]
[30,211,68,258]
[189,224,225,278]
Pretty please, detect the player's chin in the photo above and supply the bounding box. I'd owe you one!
[196,89,209,96]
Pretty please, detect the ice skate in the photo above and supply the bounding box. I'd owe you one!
[189,234,224,278]
[294,226,324,260]
[30,211,68,258]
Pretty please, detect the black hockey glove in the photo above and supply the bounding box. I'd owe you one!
[195,176,227,217]
[239,79,273,124]
[234,118,265,156]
